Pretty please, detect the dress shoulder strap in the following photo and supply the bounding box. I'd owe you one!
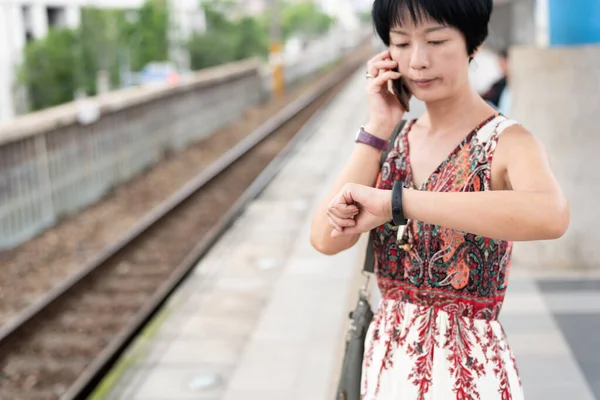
[476,115,519,143]
[496,116,519,135]
[379,119,408,168]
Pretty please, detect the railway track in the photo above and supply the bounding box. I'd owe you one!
[0,50,368,400]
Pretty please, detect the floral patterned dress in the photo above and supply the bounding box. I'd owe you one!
[361,114,525,400]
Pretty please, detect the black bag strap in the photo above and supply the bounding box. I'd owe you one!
[362,119,407,274]
[378,119,407,170]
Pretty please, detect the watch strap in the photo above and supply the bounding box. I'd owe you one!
[391,180,407,226]
[355,127,389,151]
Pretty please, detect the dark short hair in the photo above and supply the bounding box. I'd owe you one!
[372,0,493,57]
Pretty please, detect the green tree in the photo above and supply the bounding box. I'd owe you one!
[79,7,126,94]
[187,2,269,70]
[233,16,269,60]
[19,0,171,111]
[122,0,169,71]
[203,0,236,32]
[20,29,80,111]
[188,34,238,70]
[281,1,334,40]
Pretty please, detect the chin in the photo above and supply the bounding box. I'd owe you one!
[411,89,444,104]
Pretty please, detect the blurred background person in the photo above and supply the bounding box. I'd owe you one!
[481,48,511,115]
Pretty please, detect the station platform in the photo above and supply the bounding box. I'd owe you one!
[95,70,599,400]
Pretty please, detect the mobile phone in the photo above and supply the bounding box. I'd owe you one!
[391,68,411,112]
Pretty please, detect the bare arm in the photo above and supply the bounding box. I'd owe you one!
[330,126,570,241]
[310,142,383,255]
[310,50,406,255]
[403,126,569,240]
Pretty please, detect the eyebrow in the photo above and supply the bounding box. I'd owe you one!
[391,26,449,35]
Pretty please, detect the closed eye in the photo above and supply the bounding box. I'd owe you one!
[394,43,409,48]
[429,40,446,46]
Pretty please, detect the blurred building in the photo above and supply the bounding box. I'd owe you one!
[0,0,205,123]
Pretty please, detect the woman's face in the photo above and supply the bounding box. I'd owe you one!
[388,17,472,103]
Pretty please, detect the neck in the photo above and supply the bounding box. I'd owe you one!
[421,82,491,133]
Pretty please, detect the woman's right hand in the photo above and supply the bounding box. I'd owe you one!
[364,50,406,139]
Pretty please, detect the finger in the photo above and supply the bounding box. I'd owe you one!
[328,194,360,217]
[366,66,380,79]
[331,227,362,238]
[331,228,346,238]
[370,60,398,72]
[369,50,391,63]
[328,208,346,220]
[327,215,342,231]
[328,215,343,231]
[329,210,358,222]
[368,70,402,93]
[331,225,361,238]
[328,213,356,229]
[327,208,356,225]
[329,204,359,219]
[329,192,350,208]
[367,60,397,79]
[366,51,393,78]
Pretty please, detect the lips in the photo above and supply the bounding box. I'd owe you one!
[411,78,437,89]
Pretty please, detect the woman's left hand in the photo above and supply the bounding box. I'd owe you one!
[327,183,392,238]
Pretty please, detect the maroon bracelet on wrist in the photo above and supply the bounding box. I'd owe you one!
[354,127,389,151]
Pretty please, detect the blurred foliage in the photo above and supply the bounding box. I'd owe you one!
[19,29,80,111]
[281,1,334,40]
[19,0,169,111]
[188,0,334,70]
[358,10,372,25]
[19,0,334,111]
[78,8,125,95]
[188,2,269,70]
[122,0,169,71]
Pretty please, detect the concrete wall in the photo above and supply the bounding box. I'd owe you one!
[511,0,537,46]
[488,2,513,49]
[510,44,600,270]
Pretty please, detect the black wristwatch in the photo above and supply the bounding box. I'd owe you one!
[391,180,407,226]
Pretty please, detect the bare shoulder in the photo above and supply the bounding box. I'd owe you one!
[499,123,536,142]
[491,123,553,190]
[493,121,562,193]
[496,123,547,158]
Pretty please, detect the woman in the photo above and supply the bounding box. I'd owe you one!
[310,0,569,399]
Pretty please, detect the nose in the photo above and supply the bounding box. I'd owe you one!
[409,44,430,71]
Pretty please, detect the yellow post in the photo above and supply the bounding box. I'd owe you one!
[269,0,284,97]
[270,42,285,97]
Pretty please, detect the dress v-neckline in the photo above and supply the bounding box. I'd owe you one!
[402,114,498,190]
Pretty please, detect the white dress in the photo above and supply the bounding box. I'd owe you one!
[361,115,525,400]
